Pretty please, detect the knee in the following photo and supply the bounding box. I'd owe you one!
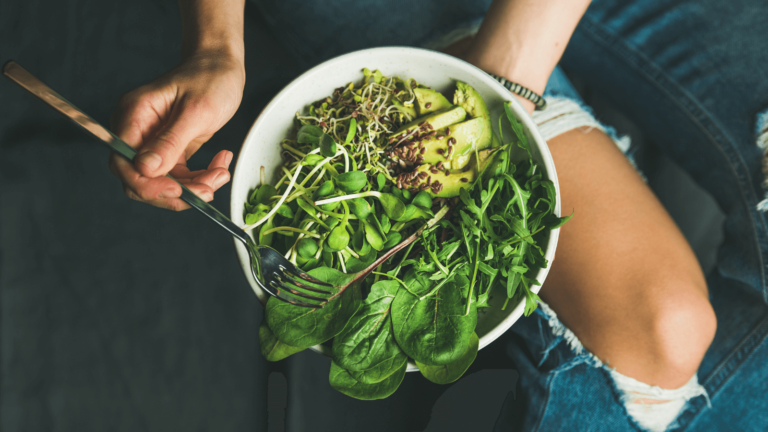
[641,284,717,387]
[651,290,717,384]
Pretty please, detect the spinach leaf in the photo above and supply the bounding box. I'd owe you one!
[266,267,362,348]
[416,332,478,384]
[391,270,477,365]
[259,320,305,361]
[349,355,407,384]
[329,360,407,401]
[332,281,407,382]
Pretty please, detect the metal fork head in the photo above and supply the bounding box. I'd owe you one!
[246,241,335,308]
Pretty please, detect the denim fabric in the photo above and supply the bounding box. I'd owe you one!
[251,1,768,430]
[556,1,768,431]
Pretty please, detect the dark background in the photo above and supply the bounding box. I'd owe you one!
[0,1,723,431]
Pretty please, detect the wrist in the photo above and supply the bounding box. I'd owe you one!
[465,40,555,97]
[464,43,550,114]
[181,33,244,64]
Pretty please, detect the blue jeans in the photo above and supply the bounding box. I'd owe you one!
[251,0,768,430]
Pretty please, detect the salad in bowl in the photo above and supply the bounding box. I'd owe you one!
[230,48,567,400]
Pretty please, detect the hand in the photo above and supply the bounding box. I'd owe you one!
[109,50,245,210]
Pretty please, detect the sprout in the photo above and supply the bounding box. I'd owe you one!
[315,191,405,221]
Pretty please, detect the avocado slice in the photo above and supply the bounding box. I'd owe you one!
[419,116,492,168]
[453,81,493,153]
[414,88,452,116]
[391,106,466,139]
[407,148,502,197]
[392,100,417,120]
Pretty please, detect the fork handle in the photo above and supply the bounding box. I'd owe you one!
[3,60,251,245]
[345,205,452,288]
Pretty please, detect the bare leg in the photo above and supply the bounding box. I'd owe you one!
[541,127,717,389]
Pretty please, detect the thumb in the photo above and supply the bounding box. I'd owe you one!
[134,103,209,177]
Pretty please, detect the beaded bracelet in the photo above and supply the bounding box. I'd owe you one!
[488,73,547,110]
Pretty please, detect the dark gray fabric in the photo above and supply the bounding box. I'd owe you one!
[0,1,525,431]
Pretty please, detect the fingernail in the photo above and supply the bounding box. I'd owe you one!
[159,187,177,199]
[225,151,234,168]
[137,151,162,171]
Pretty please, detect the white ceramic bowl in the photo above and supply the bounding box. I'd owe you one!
[230,47,561,371]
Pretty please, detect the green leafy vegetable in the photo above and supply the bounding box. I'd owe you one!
[329,360,407,401]
[332,280,407,383]
[248,72,569,401]
[391,270,477,365]
[335,171,368,193]
[297,124,324,144]
[416,332,478,384]
[412,191,433,209]
[297,238,319,259]
[315,180,335,198]
[319,133,338,157]
[265,267,362,348]
[259,320,305,361]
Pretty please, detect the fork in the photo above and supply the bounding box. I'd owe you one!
[1,60,333,307]
[3,60,450,309]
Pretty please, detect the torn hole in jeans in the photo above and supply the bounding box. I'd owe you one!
[536,301,709,432]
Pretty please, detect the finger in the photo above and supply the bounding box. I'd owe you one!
[111,153,182,201]
[208,150,234,171]
[197,150,233,191]
[146,180,216,211]
[193,167,231,191]
[134,98,213,178]
[170,149,233,180]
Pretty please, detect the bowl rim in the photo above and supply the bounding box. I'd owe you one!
[229,46,561,370]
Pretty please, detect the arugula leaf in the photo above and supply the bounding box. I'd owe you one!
[506,243,529,299]
[504,102,531,160]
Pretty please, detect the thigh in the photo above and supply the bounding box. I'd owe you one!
[542,125,714,388]
[561,0,768,303]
